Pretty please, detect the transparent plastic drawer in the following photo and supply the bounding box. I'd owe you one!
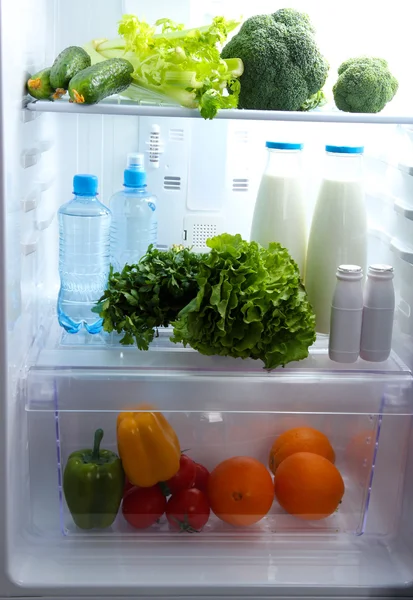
[25,363,413,541]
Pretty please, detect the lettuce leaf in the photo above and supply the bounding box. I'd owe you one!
[171,234,316,370]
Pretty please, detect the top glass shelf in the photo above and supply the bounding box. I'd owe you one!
[25,99,413,125]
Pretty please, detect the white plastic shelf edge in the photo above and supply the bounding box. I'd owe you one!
[25,101,413,124]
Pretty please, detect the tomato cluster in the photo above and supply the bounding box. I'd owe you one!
[122,454,211,532]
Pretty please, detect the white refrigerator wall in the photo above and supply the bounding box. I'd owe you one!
[2,0,413,596]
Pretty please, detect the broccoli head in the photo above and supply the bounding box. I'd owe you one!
[333,56,399,113]
[221,8,329,112]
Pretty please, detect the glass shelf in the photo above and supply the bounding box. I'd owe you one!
[32,321,412,376]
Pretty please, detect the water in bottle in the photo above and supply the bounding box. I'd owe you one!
[110,153,157,271]
[57,174,111,334]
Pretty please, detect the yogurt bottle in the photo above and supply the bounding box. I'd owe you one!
[250,142,307,274]
[360,265,395,362]
[329,265,364,364]
[305,145,367,334]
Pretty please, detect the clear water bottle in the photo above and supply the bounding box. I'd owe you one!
[57,174,111,334]
[110,153,157,271]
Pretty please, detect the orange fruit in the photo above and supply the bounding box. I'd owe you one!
[269,426,335,474]
[208,457,274,527]
[274,452,345,520]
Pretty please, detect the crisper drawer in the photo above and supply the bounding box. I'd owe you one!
[25,365,413,542]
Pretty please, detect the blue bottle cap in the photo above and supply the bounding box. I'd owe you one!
[326,145,364,154]
[124,153,147,188]
[73,174,98,196]
[266,142,304,150]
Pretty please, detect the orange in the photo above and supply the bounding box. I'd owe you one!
[208,456,274,527]
[269,426,335,474]
[274,452,345,520]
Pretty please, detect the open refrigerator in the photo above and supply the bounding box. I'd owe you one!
[3,0,413,598]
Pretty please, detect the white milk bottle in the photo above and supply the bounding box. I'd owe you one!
[360,265,395,362]
[250,142,307,274]
[329,265,364,364]
[305,145,367,334]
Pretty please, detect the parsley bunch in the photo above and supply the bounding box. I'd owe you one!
[94,245,201,349]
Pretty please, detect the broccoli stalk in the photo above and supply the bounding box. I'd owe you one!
[221,8,329,112]
[333,56,399,114]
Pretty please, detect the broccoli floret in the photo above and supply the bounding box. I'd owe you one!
[272,8,315,34]
[333,56,399,113]
[221,9,329,111]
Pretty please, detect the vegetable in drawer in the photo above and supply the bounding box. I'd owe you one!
[63,429,124,530]
[68,58,134,104]
[117,409,181,488]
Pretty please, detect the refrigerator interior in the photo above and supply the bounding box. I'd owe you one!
[3,0,413,596]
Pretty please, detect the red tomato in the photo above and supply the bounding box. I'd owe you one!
[122,486,167,529]
[193,462,210,493]
[166,488,210,532]
[162,454,196,496]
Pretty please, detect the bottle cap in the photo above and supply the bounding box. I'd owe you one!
[326,145,364,154]
[336,265,363,280]
[266,142,303,150]
[124,152,146,188]
[73,174,98,196]
[368,264,394,279]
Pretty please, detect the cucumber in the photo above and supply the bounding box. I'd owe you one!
[50,46,91,90]
[68,59,134,105]
[27,68,56,100]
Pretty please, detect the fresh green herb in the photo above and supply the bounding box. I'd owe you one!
[84,15,243,119]
[94,245,201,349]
[171,234,316,370]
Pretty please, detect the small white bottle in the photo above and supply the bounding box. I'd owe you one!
[329,265,364,364]
[360,265,395,362]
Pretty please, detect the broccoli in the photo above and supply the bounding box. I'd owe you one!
[221,8,329,112]
[333,56,399,113]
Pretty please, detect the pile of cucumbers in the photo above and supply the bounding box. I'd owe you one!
[27,46,133,105]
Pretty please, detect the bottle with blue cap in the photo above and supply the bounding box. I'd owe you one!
[305,145,367,334]
[109,153,157,271]
[250,141,307,273]
[57,174,111,334]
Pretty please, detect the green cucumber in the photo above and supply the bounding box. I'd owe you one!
[50,46,91,90]
[68,59,134,105]
[27,68,59,101]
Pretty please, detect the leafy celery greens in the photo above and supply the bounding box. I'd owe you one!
[84,15,243,119]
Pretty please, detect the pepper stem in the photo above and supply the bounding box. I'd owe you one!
[92,429,104,461]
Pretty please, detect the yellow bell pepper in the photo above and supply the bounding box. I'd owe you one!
[117,408,181,487]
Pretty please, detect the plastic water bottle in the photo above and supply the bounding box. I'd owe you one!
[110,153,157,271]
[57,174,111,334]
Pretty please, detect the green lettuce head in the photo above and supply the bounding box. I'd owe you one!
[171,234,316,370]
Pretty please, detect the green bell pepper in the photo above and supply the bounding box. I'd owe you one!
[63,428,124,530]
